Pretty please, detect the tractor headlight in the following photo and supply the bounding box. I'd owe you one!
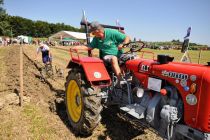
[186,94,197,105]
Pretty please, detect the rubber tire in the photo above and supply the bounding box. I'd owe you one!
[65,68,102,135]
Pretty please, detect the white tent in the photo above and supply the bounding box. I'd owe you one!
[17,35,31,44]
[49,31,86,40]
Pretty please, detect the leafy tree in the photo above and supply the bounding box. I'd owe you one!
[0,0,11,36]
[0,15,11,36]
[4,15,83,37]
[0,0,6,15]
[35,21,51,37]
[0,20,10,36]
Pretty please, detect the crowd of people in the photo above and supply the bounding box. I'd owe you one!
[0,37,12,46]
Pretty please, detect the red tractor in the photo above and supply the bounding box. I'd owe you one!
[65,24,210,140]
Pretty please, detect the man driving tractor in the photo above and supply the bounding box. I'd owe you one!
[72,21,130,83]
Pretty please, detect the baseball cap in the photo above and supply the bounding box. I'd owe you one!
[89,21,103,33]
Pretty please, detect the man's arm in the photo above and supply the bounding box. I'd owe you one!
[118,36,131,50]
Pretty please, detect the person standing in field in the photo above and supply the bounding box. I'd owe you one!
[35,42,52,64]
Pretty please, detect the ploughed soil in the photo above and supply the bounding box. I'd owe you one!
[0,45,161,140]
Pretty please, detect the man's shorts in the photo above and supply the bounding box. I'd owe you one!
[103,55,116,63]
[42,56,51,64]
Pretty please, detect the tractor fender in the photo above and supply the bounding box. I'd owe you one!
[66,60,79,69]
[67,58,111,87]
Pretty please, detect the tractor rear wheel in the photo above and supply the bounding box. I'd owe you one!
[65,68,102,135]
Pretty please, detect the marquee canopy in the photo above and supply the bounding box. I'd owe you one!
[49,31,86,40]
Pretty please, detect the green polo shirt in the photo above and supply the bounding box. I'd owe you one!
[89,28,126,58]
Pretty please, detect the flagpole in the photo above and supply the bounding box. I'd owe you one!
[180,27,192,63]
[81,10,91,56]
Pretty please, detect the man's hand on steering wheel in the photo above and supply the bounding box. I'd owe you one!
[123,41,145,54]
[118,43,124,50]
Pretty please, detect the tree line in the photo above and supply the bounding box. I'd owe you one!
[147,39,207,48]
[0,14,83,38]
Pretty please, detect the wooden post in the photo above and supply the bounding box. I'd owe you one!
[19,45,23,106]
[198,48,202,64]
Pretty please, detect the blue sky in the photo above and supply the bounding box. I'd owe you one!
[4,0,210,45]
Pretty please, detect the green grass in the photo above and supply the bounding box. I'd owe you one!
[0,118,14,139]
[66,47,210,65]
[22,104,56,140]
[51,48,70,61]
[138,48,210,65]
[26,45,210,65]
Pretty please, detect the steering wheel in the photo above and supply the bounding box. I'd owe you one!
[123,41,145,54]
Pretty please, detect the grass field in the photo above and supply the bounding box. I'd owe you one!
[28,45,210,65]
[51,46,210,65]
[141,49,210,64]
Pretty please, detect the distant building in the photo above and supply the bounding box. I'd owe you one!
[17,35,32,44]
[49,31,88,46]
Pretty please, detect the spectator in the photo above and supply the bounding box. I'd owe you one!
[35,42,52,64]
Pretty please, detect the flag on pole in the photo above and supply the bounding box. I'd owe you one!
[184,27,191,40]
[181,27,191,53]
[81,10,90,46]
[81,10,88,25]
[180,26,192,62]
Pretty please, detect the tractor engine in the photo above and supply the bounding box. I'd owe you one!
[104,53,183,138]
[117,74,183,138]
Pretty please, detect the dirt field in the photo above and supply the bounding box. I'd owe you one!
[0,45,162,140]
